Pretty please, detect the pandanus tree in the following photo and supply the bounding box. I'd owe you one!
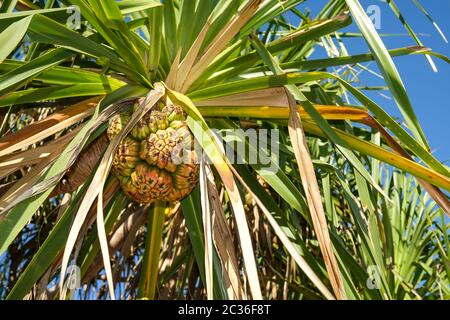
[0,0,448,300]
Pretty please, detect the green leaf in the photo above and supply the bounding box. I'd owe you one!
[0,8,72,31]
[412,0,448,44]
[195,70,449,178]
[27,15,121,64]
[199,13,352,87]
[147,5,162,78]
[66,0,149,82]
[6,188,85,300]
[251,46,435,73]
[0,16,32,64]
[181,189,228,299]
[118,0,162,15]
[346,0,429,149]
[0,0,18,13]
[0,48,74,98]
[0,83,121,107]
[0,60,125,87]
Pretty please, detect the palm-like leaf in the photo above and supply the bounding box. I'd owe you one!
[0,0,448,300]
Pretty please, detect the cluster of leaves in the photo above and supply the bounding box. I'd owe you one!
[0,0,448,300]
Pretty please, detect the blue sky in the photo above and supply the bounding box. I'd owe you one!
[296,0,450,164]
